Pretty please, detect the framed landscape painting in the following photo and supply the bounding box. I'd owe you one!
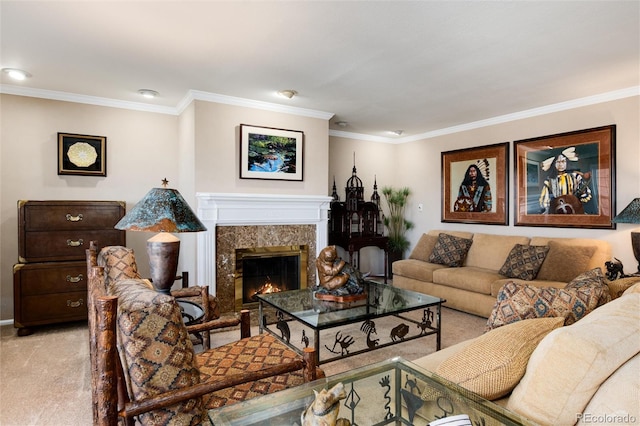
[514,125,616,229]
[441,142,509,225]
[240,124,303,181]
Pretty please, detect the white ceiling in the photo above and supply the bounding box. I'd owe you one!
[1,1,639,141]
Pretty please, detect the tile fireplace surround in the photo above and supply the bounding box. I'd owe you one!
[196,193,332,313]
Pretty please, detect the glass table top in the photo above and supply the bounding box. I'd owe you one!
[208,357,534,426]
[255,281,443,329]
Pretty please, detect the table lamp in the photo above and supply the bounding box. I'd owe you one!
[612,197,640,274]
[114,179,207,293]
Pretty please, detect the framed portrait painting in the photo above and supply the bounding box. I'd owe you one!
[514,125,616,229]
[240,124,303,181]
[441,142,509,225]
[58,133,107,176]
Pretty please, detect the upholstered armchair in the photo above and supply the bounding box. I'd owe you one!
[87,242,321,426]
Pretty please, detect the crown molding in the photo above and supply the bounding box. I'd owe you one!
[182,89,335,120]
[330,86,640,143]
[2,84,637,141]
[0,84,178,115]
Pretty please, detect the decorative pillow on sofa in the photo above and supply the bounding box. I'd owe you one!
[485,270,607,330]
[535,241,596,282]
[428,233,473,267]
[435,317,564,400]
[498,244,549,281]
[566,267,611,307]
[112,279,203,425]
[409,234,438,262]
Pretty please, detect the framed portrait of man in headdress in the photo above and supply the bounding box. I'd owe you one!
[514,125,616,229]
[441,142,509,225]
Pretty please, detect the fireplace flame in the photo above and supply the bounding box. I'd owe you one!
[252,276,282,299]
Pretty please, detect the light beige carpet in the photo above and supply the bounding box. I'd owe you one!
[0,307,486,425]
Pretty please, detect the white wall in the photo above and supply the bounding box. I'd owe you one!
[330,96,640,273]
[0,94,330,321]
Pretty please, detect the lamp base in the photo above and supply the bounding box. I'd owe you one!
[147,233,180,294]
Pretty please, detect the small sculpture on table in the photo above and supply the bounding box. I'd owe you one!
[301,382,351,426]
[315,245,366,302]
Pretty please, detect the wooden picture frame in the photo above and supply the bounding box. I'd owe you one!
[441,142,509,225]
[58,133,107,176]
[514,125,616,229]
[240,124,303,181]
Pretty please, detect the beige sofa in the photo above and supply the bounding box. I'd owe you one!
[392,230,612,317]
[412,283,640,426]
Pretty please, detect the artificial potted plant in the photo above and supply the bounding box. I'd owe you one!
[382,186,414,276]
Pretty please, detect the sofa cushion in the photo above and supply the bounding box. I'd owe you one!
[435,317,564,400]
[429,233,473,267]
[392,259,449,282]
[576,352,640,426]
[432,266,499,295]
[607,276,640,299]
[111,279,203,425]
[409,234,439,262]
[498,244,549,281]
[465,233,530,270]
[485,269,607,330]
[535,241,596,282]
[624,281,640,295]
[507,293,640,426]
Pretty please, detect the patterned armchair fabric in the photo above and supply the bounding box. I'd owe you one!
[110,279,204,425]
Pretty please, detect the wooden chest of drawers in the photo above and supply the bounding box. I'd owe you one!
[14,200,126,335]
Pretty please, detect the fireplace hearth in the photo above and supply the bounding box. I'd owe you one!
[196,193,332,314]
[235,245,308,310]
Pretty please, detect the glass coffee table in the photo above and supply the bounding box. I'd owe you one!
[256,281,444,365]
[208,357,534,425]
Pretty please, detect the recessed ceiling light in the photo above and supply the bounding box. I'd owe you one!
[2,68,31,81]
[335,121,348,127]
[137,89,159,99]
[277,90,297,99]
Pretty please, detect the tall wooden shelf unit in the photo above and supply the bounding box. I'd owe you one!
[14,200,126,336]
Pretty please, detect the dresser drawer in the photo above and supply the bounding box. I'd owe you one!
[14,262,86,296]
[18,292,87,325]
[21,230,125,262]
[19,200,125,231]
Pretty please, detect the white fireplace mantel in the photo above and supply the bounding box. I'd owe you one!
[196,193,333,295]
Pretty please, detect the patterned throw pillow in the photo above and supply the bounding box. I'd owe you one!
[485,274,606,330]
[428,233,473,267]
[499,244,550,280]
[566,267,611,307]
[436,317,564,400]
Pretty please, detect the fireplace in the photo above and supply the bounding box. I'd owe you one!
[235,245,308,310]
[196,193,332,313]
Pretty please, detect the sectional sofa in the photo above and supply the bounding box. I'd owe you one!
[392,229,612,317]
[412,282,640,426]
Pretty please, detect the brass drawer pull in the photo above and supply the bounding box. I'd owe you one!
[66,239,84,247]
[66,274,84,283]
[65,213,84,222]
[67,299,83,308]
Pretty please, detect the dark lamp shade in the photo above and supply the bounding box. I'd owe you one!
[612,198,640,224]
[115,187,207,232]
